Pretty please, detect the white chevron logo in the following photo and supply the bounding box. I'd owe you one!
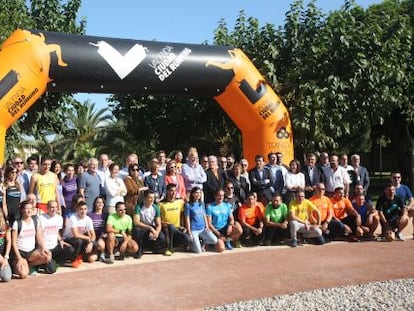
[90,40,147,79]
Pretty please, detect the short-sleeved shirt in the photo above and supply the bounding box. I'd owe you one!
[395,184,413,205]
[289,199,317,222]
[310,195,333,222]
[106,213,133,237]
[78,171,101,212]
[63,214,94,239]
[265,203,288,224]
[87,212,108,238]
[206,201,232,230]
[135,204,161,227]
[376,195,405,222]
[330,197,353,220]
[39,213,63,249]
[184,202,206,231]
[159,199,185,227]
[12,218,36,252]
[238,204,264,226]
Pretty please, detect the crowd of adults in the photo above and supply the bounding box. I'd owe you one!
[0,147,413,282]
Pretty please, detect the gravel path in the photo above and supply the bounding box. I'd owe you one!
[205,278,414,311]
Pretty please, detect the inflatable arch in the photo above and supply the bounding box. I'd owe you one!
[0,29,293,165]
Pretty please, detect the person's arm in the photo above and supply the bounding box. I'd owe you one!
[29,174,37,194]
[2,185,8,219]
[54,175,61,207]
[1,229,12,267]
[185,215,192,238]
[35,221,51,257]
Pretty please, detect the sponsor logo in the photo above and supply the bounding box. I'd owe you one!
[5,86,39,117]
[149,45,192,81]
[90,41,147,79]
[257,99,279,120]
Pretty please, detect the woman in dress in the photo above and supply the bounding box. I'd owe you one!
[2,166,22,225]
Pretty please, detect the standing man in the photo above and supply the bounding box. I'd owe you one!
[203,155,225,204]
[13,156,27,201]
[350,154,370,195]
[22,156,38,195]
[29,156,60,214]
[249,154,274,206]
[265,152,285,196]
[322,155,351,197]
[303,153,325,198]
[77,158,101,212]
[97,153,111,199]
[182,147,207,198]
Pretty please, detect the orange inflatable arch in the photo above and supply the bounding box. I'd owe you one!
[0,29,293,165]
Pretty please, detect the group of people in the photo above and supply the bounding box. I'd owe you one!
[0,147,413,282]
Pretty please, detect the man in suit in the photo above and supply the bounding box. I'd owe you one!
[303,153,325,198]
[249,154,274,205]
[265,152,285,196]
[350,154,370,195]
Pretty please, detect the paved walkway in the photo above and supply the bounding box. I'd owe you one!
[2,227,414,311]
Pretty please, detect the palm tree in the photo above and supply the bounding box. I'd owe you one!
[52,99,113,162]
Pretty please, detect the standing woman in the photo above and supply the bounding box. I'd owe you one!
[164,160,186,200]
[124,164,148,216]
[104,163,127,214]
[61,164,78,216]
[0,209,12,282]
[283,159,306,205]
[2,166,22,226]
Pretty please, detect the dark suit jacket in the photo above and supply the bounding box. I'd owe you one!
[203,168,225,204]
[230,175,250,203]
[249,167,273,202]
[349,165,370,193]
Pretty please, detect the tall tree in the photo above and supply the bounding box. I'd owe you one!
[0,0,86,159]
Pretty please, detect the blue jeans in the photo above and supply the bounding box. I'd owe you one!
[190,228,218,253]
[0,263,12,282]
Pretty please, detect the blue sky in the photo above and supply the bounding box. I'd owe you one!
[75,0,382,107]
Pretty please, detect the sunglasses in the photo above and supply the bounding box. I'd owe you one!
[14,161,23,165]
[131,168,140,171]
[169,166,176,169]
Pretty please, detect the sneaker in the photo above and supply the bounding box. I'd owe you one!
[99,253,106,262]
[164,250,172,256]
[106,254,115,264]
[264,239,272,246]
[348,236,360,242]
[233,240,242,248]
[290,239,297,248]
[29,267,38,276]
[225,240,233,250]
[114,250,121,257]
[71,255,83,268]
[395,232,405,241]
